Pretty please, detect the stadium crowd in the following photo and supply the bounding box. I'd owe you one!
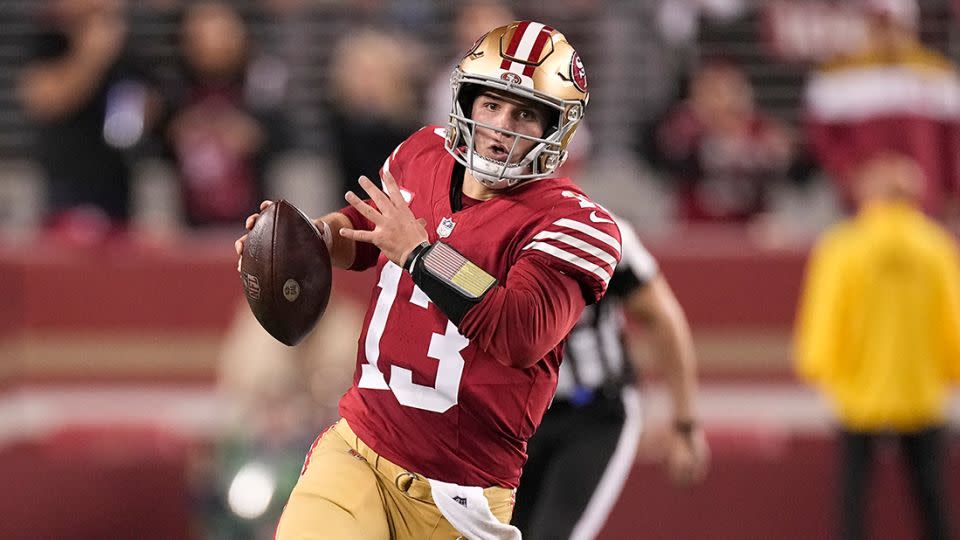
[3,0,959,539]
[9,0,959,247]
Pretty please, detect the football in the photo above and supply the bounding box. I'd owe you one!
[239,200,332,346]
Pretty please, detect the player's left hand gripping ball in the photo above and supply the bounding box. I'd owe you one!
[239,200,332,346]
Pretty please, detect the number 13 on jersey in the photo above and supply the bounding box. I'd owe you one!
[358,262,469,413]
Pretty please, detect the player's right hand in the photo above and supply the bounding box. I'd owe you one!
[235,200,274,271]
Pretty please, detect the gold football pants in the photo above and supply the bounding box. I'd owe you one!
[275,418,516,539]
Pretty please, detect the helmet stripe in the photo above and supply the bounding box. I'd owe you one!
[512,22,545,64]
[506,22,545,77]
[499,21,530,71]
[522,27,553,77]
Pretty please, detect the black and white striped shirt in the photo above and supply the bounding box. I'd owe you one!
[554,218,658,405]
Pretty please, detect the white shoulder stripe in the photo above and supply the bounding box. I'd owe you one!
[529,230,619,268]
[391,140,406,160]
[523,242,612,285]
[553,218,621,254]
[382,140,407,179]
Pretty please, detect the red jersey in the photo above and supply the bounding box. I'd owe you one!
[337,126,622,488]
[805,44,960,215]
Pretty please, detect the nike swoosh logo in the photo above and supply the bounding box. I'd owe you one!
[589,211,614,224]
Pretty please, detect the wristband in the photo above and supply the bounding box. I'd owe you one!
[410,242,497,325]
[404,241,432,273]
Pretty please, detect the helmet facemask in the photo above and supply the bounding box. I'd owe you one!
[442,21,589,190]
[446,72,582,190]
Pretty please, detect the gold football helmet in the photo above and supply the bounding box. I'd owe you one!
[446,21,589,189]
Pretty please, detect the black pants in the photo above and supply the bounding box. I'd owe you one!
[513,393,632,540]
[840,427,951,540]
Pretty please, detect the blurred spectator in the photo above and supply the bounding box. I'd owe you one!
[166,1,289,229]
[646,60,794,224]
[656,0,750,47]
[805,0,960,220]
[18,0,159,242]
[327,28,426,199]
[794,151,960,540]
[424,0,515,126]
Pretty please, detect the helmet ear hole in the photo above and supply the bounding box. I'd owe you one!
[544,110,561,138]
[457,84,481,120]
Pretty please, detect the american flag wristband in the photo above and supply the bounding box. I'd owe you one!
[410,242,498,325]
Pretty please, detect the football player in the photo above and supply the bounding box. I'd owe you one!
[236,21,621,540]
[512,216,710,540]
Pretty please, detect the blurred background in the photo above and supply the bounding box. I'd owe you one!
[0,0,958,538]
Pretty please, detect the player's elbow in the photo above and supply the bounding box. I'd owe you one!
[486,335,554,369]
[494,349,542,369]
[494,354,540,370]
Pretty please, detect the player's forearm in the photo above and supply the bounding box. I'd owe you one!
[458,257,585,369]
[461,289,560,369]
[315,212,356,269]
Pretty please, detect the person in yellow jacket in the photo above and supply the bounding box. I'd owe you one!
[795,151,960,540]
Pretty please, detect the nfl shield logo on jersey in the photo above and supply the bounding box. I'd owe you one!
[437,217,456,238]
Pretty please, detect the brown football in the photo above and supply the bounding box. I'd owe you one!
[239,200,332,346]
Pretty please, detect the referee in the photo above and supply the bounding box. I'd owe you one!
[513,216,710,540]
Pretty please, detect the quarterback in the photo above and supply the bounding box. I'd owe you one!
[236,21,621,540]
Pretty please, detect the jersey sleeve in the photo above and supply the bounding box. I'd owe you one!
[518,200,622,304]
[458,254,586,369]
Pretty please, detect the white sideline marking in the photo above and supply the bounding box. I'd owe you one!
[0,384,957,447]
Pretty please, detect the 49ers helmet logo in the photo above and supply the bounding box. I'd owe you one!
[570,51,587,92]
[500,72,522,84]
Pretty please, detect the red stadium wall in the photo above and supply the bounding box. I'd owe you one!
[0,228,807,386]
[1,231,957,539]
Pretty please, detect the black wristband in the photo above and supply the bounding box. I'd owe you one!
[410,242,497,325]
[404,241,432,273]
[673,419,698,437]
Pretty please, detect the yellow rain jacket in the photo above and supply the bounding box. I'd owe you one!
[795,201,960,431]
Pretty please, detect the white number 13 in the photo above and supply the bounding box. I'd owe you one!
[358,262,468,413]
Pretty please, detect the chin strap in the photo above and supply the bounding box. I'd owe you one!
[406,242,498,325]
